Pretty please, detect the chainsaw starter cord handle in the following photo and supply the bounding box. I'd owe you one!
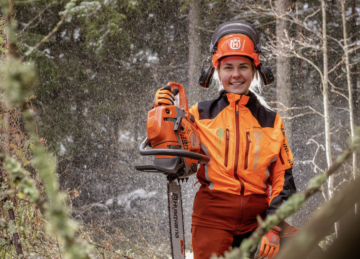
[139,138,210,163]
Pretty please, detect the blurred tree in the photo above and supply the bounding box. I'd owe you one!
[276,0,293,148]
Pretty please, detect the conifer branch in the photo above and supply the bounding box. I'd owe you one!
[0,166,24,256]
[276,173,360,259]
[21,0,77,62]
[0,1,93,256]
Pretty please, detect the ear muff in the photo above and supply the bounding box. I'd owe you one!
[198,65,215,88]
[257,63,274,85]
[198,55,215,88]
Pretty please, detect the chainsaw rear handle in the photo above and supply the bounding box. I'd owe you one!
[163,85,179,97]
[139,138,210,163]
[166,82,189,112]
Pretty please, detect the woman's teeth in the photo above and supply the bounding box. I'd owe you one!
[231,82,244,85]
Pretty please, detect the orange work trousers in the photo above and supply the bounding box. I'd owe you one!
[191,223,301,259]
[191,226,254,259]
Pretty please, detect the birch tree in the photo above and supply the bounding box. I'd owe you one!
[350,0,359,122]
[340,0,358,213]
[321,0,340,236]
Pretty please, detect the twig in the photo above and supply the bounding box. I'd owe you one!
[18,1,56,34]
[268,102,324,118]
[0,159,24,256]
[20,0,76,62]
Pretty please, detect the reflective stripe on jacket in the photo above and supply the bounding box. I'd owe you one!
[189,91,296,231]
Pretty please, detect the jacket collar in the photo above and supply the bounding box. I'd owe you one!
[219,90,258,106]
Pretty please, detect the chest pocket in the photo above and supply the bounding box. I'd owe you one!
[244,127,282,171]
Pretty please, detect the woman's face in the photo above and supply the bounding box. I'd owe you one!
[218,56,255,95]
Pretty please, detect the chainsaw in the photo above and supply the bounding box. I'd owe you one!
[135,82,210,259]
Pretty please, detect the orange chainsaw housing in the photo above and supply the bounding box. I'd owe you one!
[146,82,201,176]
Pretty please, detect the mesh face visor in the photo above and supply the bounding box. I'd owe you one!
[212,34,260,66]
[210,21,261,54]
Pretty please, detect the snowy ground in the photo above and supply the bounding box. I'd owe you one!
[168,252,193,258]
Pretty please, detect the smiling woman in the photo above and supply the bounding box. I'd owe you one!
[153,21,297,259]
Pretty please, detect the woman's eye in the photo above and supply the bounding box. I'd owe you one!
[224,66,232,70]
[240,66,248,69]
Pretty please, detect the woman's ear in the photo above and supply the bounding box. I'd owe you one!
[217,71,221,82]
[251,66,257,80]
[216,67,221,82]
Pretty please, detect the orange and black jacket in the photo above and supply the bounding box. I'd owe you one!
[189,90,296,233]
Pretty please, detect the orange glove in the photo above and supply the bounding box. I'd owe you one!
[154,85,175,106]
[254,226,281,259]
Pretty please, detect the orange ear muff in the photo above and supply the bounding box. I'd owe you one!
[198,55,215,88]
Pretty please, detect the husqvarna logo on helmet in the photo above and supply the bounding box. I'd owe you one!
[230,39,241,49]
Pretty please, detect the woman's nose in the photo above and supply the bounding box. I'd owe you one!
[232,68,241,78]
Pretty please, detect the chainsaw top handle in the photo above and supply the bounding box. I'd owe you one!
[166,82,189,113]
[139,138,210,164]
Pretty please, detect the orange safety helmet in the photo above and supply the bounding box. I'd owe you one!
[212,34,261,67]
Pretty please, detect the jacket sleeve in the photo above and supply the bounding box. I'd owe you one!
[266,115,296,216]
[189,103,199,120]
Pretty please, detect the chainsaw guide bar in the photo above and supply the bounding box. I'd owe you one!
[168,181,186,259]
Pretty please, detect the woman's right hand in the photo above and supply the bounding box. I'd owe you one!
[154,85,175,106]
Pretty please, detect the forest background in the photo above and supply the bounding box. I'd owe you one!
[0,0,359,258]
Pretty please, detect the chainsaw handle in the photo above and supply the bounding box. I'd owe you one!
[167,82,189,113]
[139,138,210,163]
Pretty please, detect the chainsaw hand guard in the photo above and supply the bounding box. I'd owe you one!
[139,138,210,163]
[135,138,209,179]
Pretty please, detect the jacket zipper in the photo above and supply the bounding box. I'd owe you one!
[234,100,245,196]
[224,129,230,167]
[244,131,251,170]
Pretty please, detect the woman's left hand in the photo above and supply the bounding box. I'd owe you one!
[254,225,281,259]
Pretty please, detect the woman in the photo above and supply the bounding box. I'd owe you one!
[155,21,296,259]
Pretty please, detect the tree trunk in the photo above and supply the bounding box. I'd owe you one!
[188,0,201,106]
[321,0,337,236]
[350,0,359,125]
[276,0,293,225]
[350,0,359,215]
[340,0,358,214]
[276,0,292,148]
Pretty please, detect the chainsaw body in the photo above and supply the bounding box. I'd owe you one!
[136,82,209,180]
